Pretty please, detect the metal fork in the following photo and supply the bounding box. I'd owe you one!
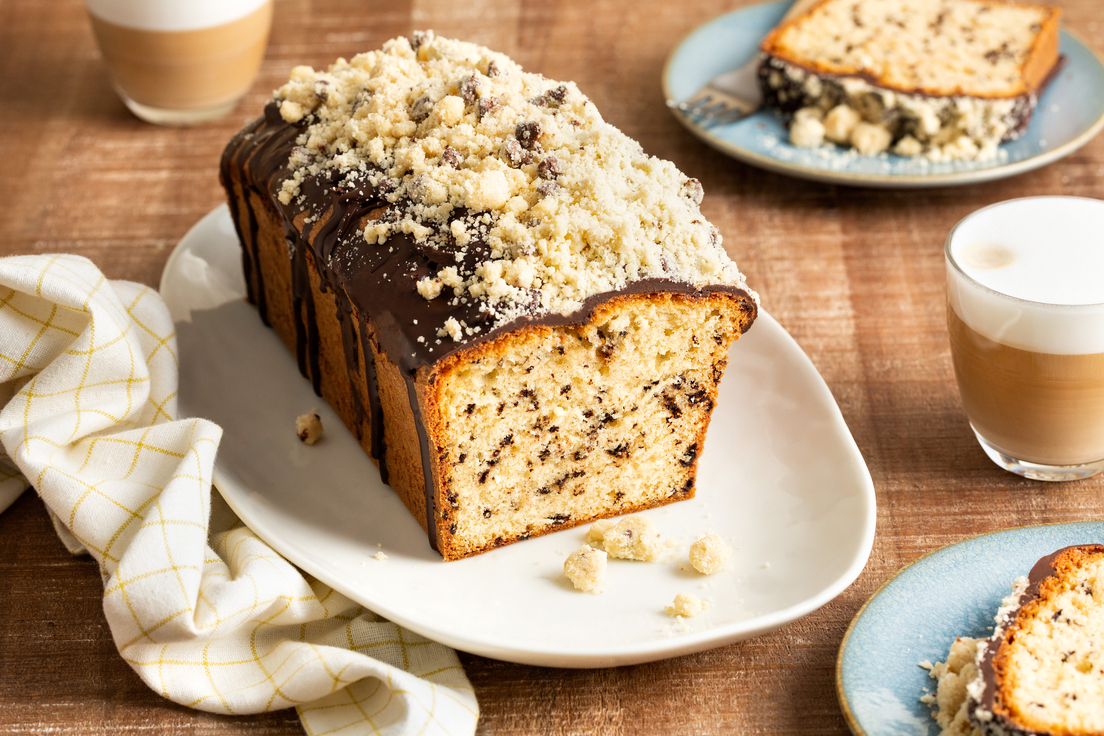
[669,58,764,128]
[670,0,821,128]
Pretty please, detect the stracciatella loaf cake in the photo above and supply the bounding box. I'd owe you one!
[220,33,758,560]
[759,0,1061,161]
[922,545,1104,736]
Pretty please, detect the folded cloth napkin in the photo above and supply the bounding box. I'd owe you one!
[0,254,478,736]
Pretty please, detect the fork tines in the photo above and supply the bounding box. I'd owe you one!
[671,89,759,127]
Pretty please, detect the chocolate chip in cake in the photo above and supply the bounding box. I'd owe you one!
[607,443,630,459]
[679,442,699,467]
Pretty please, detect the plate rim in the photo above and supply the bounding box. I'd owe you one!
[163,204,877,668]
[661,0,1104,189]
[834,519,1104,736]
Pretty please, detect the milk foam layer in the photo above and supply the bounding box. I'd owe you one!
[947,197,1104,355]
[86,0,268,31]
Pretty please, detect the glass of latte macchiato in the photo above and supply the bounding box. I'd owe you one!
[947,197,1104,481]
[86,0,273,125]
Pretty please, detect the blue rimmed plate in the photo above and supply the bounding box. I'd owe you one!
[837,522,1104,736]
[663,1,1104,188]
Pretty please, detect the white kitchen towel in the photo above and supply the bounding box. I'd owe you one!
[0,254,478,736]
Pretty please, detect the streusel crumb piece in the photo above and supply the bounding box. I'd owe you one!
[689,532,732,575]
[668,592,704,618]
[564,545,607,592]
[296,413,323,444]
[602,516,662,562]
[586,519,617,545]
[921,636,983,736]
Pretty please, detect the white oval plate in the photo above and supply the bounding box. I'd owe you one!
[162,205,877,667]
[664,0,1104,188]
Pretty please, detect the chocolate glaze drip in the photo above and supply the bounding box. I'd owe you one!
[220,102,756,553]
[971,543,1104,735]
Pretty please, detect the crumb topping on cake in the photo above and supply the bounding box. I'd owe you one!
[770,0,1055,97]
[271,33,752,335]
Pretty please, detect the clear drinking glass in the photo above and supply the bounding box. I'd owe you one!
[946,197,1104,481]
[86,0,273,125]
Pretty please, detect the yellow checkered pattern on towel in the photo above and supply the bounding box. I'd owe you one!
[0,255,478,736]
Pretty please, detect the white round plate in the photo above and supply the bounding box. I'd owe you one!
[664,0,1104,188]
[161,206,877,668]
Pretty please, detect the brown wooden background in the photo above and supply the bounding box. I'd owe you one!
[3,0,1104,733]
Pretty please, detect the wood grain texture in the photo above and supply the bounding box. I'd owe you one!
[2,0,1104,732]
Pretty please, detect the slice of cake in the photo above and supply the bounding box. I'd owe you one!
[969,544,1104,735]
[923,544,1104,736]
[220,33,758,560]
[759,0,1062,161]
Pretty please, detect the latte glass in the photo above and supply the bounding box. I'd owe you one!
[86,0,273,125]
[946,197,1104,481]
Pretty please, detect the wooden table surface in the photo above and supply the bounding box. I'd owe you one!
[3,0,1104,733]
